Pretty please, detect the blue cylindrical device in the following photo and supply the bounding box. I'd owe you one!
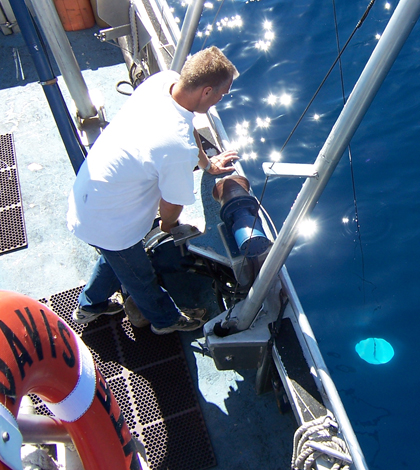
[213,175,270,257]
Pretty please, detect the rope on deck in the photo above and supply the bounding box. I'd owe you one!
[291,415,352,470]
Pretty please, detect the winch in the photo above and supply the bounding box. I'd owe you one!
[212,175,270,258]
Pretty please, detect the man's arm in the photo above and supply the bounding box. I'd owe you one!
[194,129,211,170]
[159,198,183,233]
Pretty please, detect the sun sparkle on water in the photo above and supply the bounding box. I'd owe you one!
[270,151,281,162]
[267,94,277,105]
[298,219,317,238]
[263,20,272,30]
[279,93,292,106]
[255,20,274,51]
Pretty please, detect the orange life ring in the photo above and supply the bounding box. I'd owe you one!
[0,290,143,470]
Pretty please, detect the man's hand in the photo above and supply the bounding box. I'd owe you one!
[159,199,183,233]
[207,150,239,175]
[160,219,179,233]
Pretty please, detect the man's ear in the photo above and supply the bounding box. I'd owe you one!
[202,86,213,97]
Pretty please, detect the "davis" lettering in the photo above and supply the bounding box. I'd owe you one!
[0,305,76,405]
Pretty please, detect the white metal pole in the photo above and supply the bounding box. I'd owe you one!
[170,0,205,72]
[279,266,369,470]
[28,0,97,119]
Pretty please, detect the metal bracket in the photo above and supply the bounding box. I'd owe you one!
[95,24,131,42]
[171,224,202,246]
[0,403,23,470]
[262,162,318,178]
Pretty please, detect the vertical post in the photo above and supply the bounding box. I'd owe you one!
[28,0,97,119]
[9,0,86,174]
[170,0,205,72]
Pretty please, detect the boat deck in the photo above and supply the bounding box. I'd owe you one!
[0,26,296,469]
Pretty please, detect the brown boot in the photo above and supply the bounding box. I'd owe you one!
[182,307,207,321]
[124,296,151,328]
[151,313,205,335]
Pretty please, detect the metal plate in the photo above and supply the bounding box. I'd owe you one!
[0,134,27,254]
[33,286,216,470]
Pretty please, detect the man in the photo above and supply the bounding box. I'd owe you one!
[67,46,239,334]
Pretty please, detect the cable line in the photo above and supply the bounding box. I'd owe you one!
[332,0,369,305]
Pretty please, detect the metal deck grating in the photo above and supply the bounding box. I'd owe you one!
[34,286,216,470]
[0,133,27,254]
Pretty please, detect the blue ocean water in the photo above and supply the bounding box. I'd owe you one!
[171,0,420,468]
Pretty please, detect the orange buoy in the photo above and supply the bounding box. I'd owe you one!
[0,290,143,470]
[53,0,96,31]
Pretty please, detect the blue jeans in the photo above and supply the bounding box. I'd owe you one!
[78,240,180,328]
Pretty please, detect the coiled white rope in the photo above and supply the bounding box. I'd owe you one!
[291,415,352,470]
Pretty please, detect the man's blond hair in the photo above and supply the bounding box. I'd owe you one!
[179,46,239,91]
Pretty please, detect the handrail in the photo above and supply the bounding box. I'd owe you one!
[155,0,181,45]
[17,415,72,444]
[279,266,369,470]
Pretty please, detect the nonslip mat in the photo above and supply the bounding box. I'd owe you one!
[0,133,27,254]
[33,286,216,470]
